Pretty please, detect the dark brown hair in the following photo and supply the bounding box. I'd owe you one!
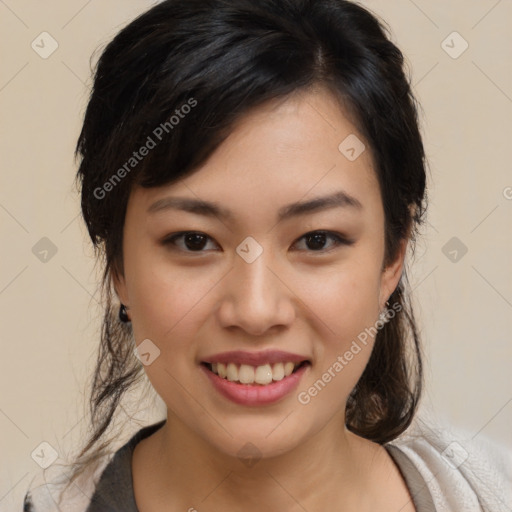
[71,0,427,484]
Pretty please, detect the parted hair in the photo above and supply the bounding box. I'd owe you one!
[71,0,427,486]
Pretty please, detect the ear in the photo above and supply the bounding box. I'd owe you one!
[379,237,408,308]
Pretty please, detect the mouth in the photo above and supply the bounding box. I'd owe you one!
[200,358,311,406]
[201,360,311,386]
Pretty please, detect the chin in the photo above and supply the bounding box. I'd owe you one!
[205,425,304,463]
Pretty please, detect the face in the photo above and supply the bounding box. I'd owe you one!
[114,87,406,460]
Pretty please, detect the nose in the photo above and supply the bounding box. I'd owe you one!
[216,247,296,336]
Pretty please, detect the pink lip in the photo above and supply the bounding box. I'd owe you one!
[201,349,310,366]
[200,362,310,406]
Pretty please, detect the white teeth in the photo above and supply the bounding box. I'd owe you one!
[208,361,305,385]
[239,364,255,384]
[217,362,227,378]
[254,364,273,385]
[272,362,285,381]
[226,362,238,382]
[284,362,295,377]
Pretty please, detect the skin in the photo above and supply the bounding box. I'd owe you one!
[114,86,415,511]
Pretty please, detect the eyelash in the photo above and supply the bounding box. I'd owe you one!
[161,230,354,254]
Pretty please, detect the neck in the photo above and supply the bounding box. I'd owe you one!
[133,411,387,511]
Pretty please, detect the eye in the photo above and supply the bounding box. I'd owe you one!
[161,231,219,252]
[292,230,354,252]
[161,230,353,254]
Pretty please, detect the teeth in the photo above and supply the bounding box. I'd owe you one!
[254,364,272,385]
[226,363,238,382]
[284,362,295,377]
[239,364,255,384]
[209,361,305,385]
[272,362,285,381]
[217,362,227,378]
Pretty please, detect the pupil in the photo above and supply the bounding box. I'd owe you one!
[185,233,206,250]
[307,232,326,250]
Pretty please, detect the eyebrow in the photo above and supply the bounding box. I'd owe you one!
[147,190,363,222]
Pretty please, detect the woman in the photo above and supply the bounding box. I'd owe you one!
[23,0,511,511]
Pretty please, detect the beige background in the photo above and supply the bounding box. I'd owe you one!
[1,1,511,510]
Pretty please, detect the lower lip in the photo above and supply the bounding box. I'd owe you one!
[200,363,310,406]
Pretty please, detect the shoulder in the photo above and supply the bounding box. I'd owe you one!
[22,454,113,512]
[23,420,166,512]
[388,411,512,512]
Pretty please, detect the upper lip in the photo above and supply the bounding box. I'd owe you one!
[201,350,310,366]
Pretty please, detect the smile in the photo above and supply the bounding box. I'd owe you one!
[203,361,309,385]
[200,360,311,406]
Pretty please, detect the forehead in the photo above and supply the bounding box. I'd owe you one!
[130,88,381,225]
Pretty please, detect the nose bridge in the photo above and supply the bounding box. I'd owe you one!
[238,245,275,296]
[219,239,293,334]
[234,234,276,289]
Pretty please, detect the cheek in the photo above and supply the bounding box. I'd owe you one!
[295,302,379,413]
[123,232,199,327]
[125,257,216,409]
[128,259,215,343]
[292,251,383,404]
[300,253,382,338]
